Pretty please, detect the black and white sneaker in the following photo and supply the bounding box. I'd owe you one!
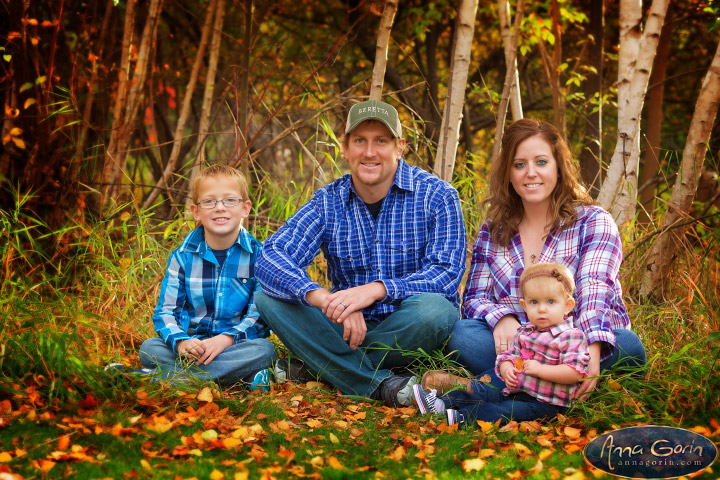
[374,374,418,406]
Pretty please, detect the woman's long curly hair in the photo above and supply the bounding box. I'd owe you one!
[484,118,594,247]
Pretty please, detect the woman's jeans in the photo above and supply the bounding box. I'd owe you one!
[255,292,459,398]
[139,337,276,386]
[447,318,647,376]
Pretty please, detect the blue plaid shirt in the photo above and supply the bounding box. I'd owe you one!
[152,226,268,353]
[256,158,467,322]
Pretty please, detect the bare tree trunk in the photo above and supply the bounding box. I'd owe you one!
[434,0,478,182]
[640,40,720,298]
[369,0,398,101]
[101,0,136,203]
[536,0,565,133]
[497,0,522,121]
[639,9,673,223]
[237,0,253,180]
[579,0,604,197]
[492,0,526,163]
[596,0,670,229]
[142,0,216,211]
[184,0,226,212]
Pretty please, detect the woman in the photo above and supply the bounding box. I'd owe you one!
[446,118,645,398]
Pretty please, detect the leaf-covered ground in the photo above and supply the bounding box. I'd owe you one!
[1,373,718,479]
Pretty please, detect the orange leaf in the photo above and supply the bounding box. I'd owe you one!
[305,419,321,429]
[0,452,12,462]
[514,358,524,370]
[25,18,38,25]
[79,393,99,409]
[462,458,486,472]
[210,469,224,479]
[538,448,553,460]
[327,456,343,469]
[563,444,582,454]
[34,459,56,472]
[197,387,214,402]
[57,435,71,450]
[11,137,25,149]
[564,426,582,438]
[514,443,532,456]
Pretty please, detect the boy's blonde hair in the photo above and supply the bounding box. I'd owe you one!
[519,262,575,298]
[190,164,249,203]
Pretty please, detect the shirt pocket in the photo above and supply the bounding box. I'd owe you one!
[326,241,371,273]
[223,276,253,320]
[386,239,424,273]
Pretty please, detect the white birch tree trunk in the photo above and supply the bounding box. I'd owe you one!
[639,41,720,297]
[369,0,398,101]
[497,0,522,121]
[596,0,670,229]
[434,0,478,182]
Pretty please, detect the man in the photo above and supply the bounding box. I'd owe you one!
[255,99,466,405]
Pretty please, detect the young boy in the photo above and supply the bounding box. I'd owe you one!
[412,263,590,426]
[133,164,276,387]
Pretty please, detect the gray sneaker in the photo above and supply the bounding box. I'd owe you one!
[375,374,418,406]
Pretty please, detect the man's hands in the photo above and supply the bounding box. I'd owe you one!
[306,282,387,350]
[177,335,233,366]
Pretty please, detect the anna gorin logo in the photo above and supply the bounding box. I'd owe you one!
[584,426,717,479]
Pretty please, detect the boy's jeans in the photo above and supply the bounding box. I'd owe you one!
[442,372,565,424]
[139,337,276,386]
[255,292,459,398]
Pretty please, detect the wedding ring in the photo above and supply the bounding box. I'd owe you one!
[341,302,348,309]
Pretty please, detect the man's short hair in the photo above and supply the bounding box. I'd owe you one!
[190,164,249,203]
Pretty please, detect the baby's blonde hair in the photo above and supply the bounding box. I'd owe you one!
[519,262,575,298]
[190,164,249,203]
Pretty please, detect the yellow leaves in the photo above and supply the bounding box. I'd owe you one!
[197,386,216,402]
[328,432,339,444]
[563,426,582,439]
[388,445,406,461]
[305,418,322,429]
[513,442,532,456]
[2,126,25,149]
[32,459,56,472]
[210,469,225,479]
[462,458,486,472]
[606,377,622,391]
[0,452,13,462]
[476,420,495,432]
[327,456,344,469]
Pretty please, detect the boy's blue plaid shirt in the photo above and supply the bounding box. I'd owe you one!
[256,158,467,322]
[152,226,268,352]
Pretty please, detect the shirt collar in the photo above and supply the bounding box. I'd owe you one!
[342,157,415,203]
[180,225,255,255]
[524,317,575,336]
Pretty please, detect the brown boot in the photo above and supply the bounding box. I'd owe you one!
[421,370,473,394]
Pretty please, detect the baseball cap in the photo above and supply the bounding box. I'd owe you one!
[345,99,402,138]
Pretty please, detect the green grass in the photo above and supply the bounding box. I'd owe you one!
[1,180,719,479]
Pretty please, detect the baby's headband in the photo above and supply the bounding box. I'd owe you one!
[520,268,573,294]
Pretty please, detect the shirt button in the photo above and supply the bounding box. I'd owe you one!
[375,239,379,243]
[218,293,223,297]
[242,279,247,283]
[376,268,380,273]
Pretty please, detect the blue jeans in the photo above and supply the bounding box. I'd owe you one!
[447,318,646,375]
[442,373,564,424]
[255,292,459,397]
[139,337,276,386]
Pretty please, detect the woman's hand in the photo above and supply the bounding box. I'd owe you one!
[493,315,521,354]
[575,342,602,400]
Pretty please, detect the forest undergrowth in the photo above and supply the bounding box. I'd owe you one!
[1,175,719,479]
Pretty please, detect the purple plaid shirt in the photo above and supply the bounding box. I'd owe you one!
[495,319,590,407]
[462,205,630,360]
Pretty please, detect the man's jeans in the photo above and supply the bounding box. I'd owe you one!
[255,292,459,397]
[139,337,276,386]
[447,318,647,375]
[442,372,565,424]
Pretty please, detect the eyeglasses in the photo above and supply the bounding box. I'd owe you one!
[196,197,243,209]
